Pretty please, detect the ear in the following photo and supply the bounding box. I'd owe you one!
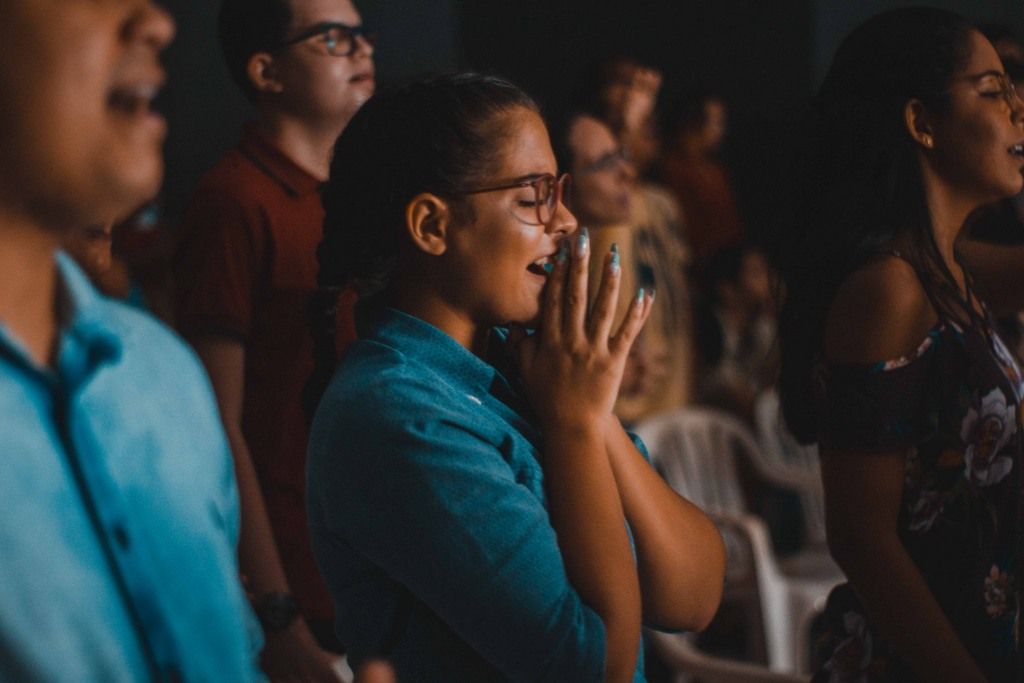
[246,52,284,96]
[405,193,453,256]
[903,98,935,150]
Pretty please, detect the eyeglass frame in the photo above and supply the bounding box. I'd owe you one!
[457,173,571,226]
[275,22,376,57]
[952,70,1023,108]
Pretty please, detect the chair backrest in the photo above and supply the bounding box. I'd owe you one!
[752,390,827,546]
[635,407,763,517]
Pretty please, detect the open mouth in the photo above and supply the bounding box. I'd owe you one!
[1009,142,1024,158]
[350,72,374,84]
[527,254,556,277]
[107,79,162,118]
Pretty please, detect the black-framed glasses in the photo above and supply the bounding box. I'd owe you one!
[459,173,571,225]
[276,22,376,57]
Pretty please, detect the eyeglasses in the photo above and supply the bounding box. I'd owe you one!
[956,71,1023,108]
[580,148,631,175]
[459,173,571,225]
[276,22,376,57]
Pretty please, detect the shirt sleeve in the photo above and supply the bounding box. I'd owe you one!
[176,185,269,341]
[311,382,607,682]
[817,328,944,452]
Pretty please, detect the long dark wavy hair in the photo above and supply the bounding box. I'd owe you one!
[778,7,976,443]
[303,72,539,419]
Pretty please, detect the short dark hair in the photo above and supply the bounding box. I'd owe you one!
[217,0,293,103]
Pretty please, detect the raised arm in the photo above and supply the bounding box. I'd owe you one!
[604,420,725,631]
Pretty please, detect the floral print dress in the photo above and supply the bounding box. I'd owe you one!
[811,290,1024,682]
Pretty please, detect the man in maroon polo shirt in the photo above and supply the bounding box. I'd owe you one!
[175,0,373,679]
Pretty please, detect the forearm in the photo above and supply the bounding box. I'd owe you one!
[544,420,641,683]
[605,419,725,630]
[224,426,292,595]
[833,532,986,682]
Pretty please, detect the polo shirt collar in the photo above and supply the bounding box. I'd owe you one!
[239,122,322,198]
[356,302,502,396]
[0,252,121,386]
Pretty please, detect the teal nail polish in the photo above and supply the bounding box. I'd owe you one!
[610,243,620,270]
[543,262,555,274]
[636,287,645,302]
[576,227,589,255]
[556,241,569,264]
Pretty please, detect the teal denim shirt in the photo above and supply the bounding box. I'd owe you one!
[308,304,646,682]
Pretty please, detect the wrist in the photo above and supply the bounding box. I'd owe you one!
[253,592,300,635]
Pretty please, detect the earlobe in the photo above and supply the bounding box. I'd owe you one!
[246,53,284,95]
[405,193,450,256]
[904,99,935,149]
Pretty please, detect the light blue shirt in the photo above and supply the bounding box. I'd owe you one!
[308,304,646,682]
[0,253,262,682]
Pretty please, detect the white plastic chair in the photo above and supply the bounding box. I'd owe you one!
[753,389,828,549]
[635,407,843,675]
[646,628,805,683]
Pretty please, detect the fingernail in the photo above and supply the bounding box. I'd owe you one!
[610,243,620,271]
[636,287,645,302]
[543,262,555,274]
[575,227,589,257]
[556,240,569,264]
[648,287,656,300]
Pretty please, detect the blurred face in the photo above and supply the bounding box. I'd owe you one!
[928,31,1024,203]
[0,0,175,233]
[568,115,636,227]
[272,0,375,127]
[739,250,771,310]
[444,107,577,326]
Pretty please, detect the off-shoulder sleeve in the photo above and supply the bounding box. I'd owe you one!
[817,325,945,452]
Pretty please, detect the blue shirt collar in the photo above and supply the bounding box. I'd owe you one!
[0,252,121,385]
[355,302,507,396]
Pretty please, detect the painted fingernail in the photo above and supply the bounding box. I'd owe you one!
[610,243,620,271]
[543,262,555,274]
[576,227,589,257]
[636,287,645,302]
[557,240,569,265]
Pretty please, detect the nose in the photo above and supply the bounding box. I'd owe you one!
[129,1,176,51]
[619,156,638,183]
[546,198,578,238]
[354,33,375,59]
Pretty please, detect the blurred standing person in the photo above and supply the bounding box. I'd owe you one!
[175,0,374,679]
[555,111,692,424]
[662,89,745,271]
[0,1,261,679]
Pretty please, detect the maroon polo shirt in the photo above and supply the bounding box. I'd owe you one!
[176,123,356,621]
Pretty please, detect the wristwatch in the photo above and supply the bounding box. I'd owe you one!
[254,592,300,634]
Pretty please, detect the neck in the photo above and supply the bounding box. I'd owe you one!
[919,163,978,274]
[0,211,61,367]
[256,111,347,181]
[386,279,491,357]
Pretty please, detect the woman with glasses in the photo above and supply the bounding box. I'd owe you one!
[305,73,725,682]
[778,8,1024,682]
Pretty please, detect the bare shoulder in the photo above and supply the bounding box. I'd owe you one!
[823,255,938,364]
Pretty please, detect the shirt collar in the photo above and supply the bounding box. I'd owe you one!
[355,302,502,396]
[0,252,122,386]
[238,122,323,198]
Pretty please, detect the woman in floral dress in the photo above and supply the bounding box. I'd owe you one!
[778,8,1024,682]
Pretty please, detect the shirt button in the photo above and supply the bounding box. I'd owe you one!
[112,524,131,550]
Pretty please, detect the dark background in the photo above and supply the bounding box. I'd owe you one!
[157,0,1024,243]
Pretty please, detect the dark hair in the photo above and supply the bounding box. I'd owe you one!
[218,0,292,103]
[704,245,748,302]
[572,54,660,130]
[777,7,975,443]
[661,87,723,142]
[303,72,539,418]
